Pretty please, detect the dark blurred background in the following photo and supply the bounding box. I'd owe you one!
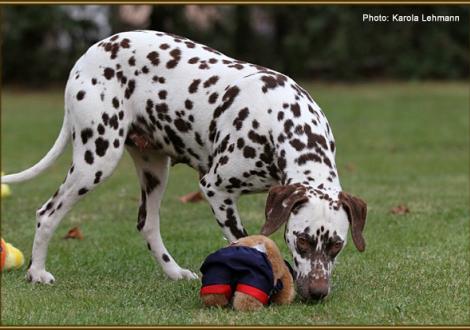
[2,5,469,86]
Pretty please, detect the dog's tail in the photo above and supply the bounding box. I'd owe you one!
[1,111,70,184]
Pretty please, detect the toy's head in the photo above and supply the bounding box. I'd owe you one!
[260,184,367,301]
[231,235,289,283]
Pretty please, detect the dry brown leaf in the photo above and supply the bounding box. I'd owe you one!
[345,162,356,173]
[390,204,410,215]
[179,191,205,203]
[64,227,84,240]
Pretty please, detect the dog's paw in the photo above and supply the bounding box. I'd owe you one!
[26,269,55,284]
[165,267,199,280]
[179,268,199,280]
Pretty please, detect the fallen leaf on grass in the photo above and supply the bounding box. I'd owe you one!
[179,191,205,203]
[345,162,356,173]
[64,227,84,240]
[390,204,410,215]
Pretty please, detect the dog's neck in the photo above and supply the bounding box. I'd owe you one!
[281,166,341,192]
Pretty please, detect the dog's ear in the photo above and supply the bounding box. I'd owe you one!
[261,184,308,236]
[338,191,367,252]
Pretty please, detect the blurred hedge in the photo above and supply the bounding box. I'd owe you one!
[2,5,469,86]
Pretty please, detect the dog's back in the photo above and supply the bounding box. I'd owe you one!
[67,31,329,177]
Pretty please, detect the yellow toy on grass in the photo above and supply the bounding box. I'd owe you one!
[1,238,24,271]
[1,171,12,198]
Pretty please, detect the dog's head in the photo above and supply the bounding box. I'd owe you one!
[260,183,367,301]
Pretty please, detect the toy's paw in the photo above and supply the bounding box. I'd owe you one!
[233,292,264,311]
[26,269,55,284]
[165,267,199,280]
[201,294,229,308]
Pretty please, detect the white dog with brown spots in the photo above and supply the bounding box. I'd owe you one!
[2,31,367,300]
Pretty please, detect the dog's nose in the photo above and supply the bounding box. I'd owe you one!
[308,278,329,301]
[309,286,328,300]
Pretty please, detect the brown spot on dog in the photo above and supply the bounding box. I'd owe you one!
[290,103,301,117]
[185,41,196,48]
[103,67,114,80]
[94,171,103,184]
[185,99,193,110]
[261,74,287,93]
[243,146,256,158]
[208,92,219,104]
[290,139,306,151]
[297,153,322,165]
[112,97,119,109]
[166,48,181,69]
[120,38,130,48]
[84,150,94,164]
[155,102,168,114]
[147,51,160,66]
[125,80,136,99]
[174,118,191,133]
[78,188,88,195]
[137,190,147,231]
[143,171,160,194]
[188,79,201,93]
[233,107,249,130]
[109,115,119,129]
[158,90,167,100]
[80,128,93,144]
[95,138,109,157]
[76,90,86,100]
[203,75,219,88]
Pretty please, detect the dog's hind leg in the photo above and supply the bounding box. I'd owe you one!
[27,142,125,283]
[26,88,127,284]
[127,147,198,280]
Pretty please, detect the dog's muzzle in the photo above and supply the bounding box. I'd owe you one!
[295,259,332,301]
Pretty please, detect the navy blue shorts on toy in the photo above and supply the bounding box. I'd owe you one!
[200,246,277,305]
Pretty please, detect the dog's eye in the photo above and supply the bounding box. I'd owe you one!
[297,237,310,253]
[329,241,343,257]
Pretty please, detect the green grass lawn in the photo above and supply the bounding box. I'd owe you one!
[1,82,468,325]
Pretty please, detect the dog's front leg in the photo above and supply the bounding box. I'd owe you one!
[199,174,248,242]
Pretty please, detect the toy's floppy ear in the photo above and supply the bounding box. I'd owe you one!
[338,191,367,252]
[261,184,308,236]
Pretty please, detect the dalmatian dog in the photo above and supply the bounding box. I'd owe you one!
[2,30,367,300]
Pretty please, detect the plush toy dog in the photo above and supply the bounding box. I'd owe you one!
[200,235,295,311]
